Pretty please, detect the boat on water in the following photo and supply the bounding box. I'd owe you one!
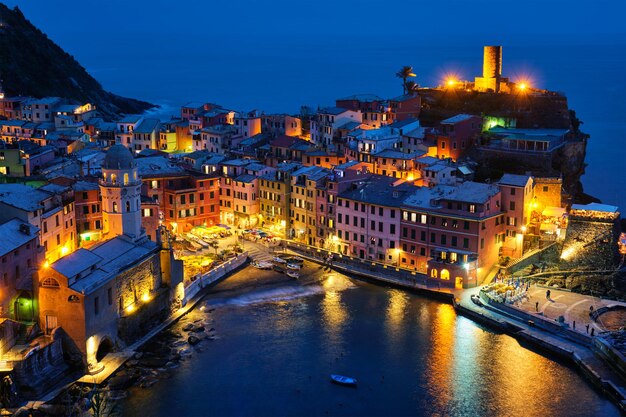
[252,261,273,270]
[285,256,304,264]
[286,263,301,270]
[273,256,287,264]
[330,374,357,387]
[286,270,299,279]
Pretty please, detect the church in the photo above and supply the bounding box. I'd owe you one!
[37,145,183,371]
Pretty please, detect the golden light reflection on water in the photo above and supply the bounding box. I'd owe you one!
[320,288,348,329]
[386,290,409,337]
[424,304,458,410]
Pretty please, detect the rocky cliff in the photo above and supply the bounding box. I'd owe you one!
[0,4,154,119]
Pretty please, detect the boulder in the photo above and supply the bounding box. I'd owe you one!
[182,323,195,332]
[188,335,201,345]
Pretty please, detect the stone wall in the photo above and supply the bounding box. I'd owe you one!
[182,253,248,305]
[13,334,68,398]
[560,218,620,270]
[118,288,170,344]
[506,242,560,274]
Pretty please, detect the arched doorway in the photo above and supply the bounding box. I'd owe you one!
[440,269,450,281]
[13,291,34,322]
[96,338,114,362]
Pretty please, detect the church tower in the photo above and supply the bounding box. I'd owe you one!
[100,145,144,241]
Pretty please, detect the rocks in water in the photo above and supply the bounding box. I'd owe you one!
[191,326,205,333]
[108,373,135,390]
[138,356,169,368]
[182,323,195,332]
[133,352,144,360]
[188,335,201,345]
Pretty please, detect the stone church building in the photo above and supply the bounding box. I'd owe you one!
[37,145,183,370]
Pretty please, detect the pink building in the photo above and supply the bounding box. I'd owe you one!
[335,176,415,263]
[497,173,533,258]
[400,181,504,288]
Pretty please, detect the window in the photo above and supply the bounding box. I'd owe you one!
[463,221,469,230]
[463,238,469,249]
[511,188,516,196]
[41,277,60,288]
[543,186,548,192]
[509,201,516,211]
[126,201,131,212]
[480,238,484,249]
[451,236,457,246]
[113,202,118,213]
[94,297,99,315]
[469,204,476,213]
[430,269,438,278]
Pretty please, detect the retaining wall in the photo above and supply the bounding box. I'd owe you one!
[182,253,248,305]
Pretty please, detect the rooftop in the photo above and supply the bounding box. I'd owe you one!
[117,115,143,124]
[497,173,532,187]
[318,106,350,116]
[0,184,49,212]
[339,176,416,206]
[0,219,39,257]
[571,203,619,214]
[135,156,186,177]
[441,114,477,124]
[65,237,159,294]
[133,118,160,134]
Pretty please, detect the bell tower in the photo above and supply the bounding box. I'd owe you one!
[100,145,144,241]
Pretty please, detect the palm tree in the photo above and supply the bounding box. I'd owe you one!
[405,80,420,96]
[396,66,416,94]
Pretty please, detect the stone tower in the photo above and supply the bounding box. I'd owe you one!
[100,145,144,241]
[475,45,503,92]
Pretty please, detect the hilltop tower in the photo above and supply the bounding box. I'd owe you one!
[475,46,503,92]
[100,145,144,241]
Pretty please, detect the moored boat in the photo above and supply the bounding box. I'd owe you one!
[330,374,357,386]
[286,270,299,279]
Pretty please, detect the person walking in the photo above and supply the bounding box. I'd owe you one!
[546,289,551,300]
[535,301,539,312]
[586,324,590,334]
[573,320,576,330]
[591,328,595,336]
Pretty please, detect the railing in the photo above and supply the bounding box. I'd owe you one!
[283,241,427,288]
[182,252,248,305]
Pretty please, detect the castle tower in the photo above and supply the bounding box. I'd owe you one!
[100,145,144,241]
[475,45,503,92]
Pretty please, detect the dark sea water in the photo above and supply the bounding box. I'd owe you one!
[119,275,620,417]
[70,36,625,210]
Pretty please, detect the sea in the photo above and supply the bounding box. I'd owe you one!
[118,274,621,416]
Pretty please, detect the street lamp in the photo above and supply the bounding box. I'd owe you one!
[395,248,402,267]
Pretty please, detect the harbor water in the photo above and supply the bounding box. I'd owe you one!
[119,270,620,416]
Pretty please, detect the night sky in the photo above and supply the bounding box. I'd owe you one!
[5,0,626,42]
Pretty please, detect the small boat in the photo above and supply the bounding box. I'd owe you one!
[285,256,304,264]
[273,257,287,264]
[286,270,299,279]
[287,263,301,270]
[252,261,273,270]
[330,374,357,387]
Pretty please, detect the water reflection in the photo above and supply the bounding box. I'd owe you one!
[424,304,457,412]
[385,290,409,343]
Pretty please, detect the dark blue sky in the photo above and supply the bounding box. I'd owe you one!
[5,0,626,41]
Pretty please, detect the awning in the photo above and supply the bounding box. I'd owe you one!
[540,223,558,232]
[542,207,566,217]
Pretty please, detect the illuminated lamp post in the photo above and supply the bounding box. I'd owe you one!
[395,248,402,267]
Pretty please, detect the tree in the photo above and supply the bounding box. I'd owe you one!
[396,66,416,94]
[209,239,220,256]
[404,80,420,96]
